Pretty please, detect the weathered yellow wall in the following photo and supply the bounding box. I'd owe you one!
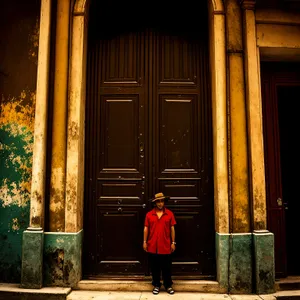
[257,24,300,48]
[254,8,300,229]
[256,9,300,61]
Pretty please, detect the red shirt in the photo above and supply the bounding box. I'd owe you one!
[144,208,176,254]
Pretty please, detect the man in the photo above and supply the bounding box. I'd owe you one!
[143,192,176,295]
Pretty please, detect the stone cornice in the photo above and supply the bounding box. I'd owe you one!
[240,0,256,10]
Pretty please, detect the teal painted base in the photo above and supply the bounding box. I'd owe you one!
[229,233,252,294]
[253,230,275,294]
[21,229,44,288]
[43,230,83,288]
[0,203,30,283]
[215,233,229,291]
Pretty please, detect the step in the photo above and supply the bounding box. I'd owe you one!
[274,290,300,299]
[276,277,300,291]
[75,279,226,293]
[0,283,71,300]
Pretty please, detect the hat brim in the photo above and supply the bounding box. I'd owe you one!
[151,196,170,202]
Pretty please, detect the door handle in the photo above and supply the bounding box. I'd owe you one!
[277,198,288,210]
[277,198,282,206]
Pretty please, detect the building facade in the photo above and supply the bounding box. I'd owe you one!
[1,0,300,294]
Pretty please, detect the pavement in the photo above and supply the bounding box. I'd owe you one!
[1,283,300,300]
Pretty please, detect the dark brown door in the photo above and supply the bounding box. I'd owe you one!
[261,63,300,278]
[84,10,215,278]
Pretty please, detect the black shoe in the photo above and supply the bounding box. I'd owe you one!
[152,286,160,295]
[166,287,175,294]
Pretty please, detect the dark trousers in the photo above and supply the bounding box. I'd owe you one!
[148,253,173,289]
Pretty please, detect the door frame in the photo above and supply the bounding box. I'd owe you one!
[84,26,216,277]
[65,0,228,286]
[261,62,300,277]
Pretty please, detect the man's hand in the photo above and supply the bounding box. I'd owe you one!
[143,241,147,252]
[171,243,176,252]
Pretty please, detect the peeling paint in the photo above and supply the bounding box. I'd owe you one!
[0,90,35,282]
[0,90,35,208]
[68,121,79,141]
[12,218,20,231]
[28,18,40,64]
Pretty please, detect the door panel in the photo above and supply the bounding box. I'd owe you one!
[97,207,145,274]
[154,31,215,275]
[277,86,300,275]
[158,95,198,171]
[99,95,141,173]
[261,63,300,278]
[97,32,146,179]
[84,26,215,277]
[261,74,286,277]
[84,32,147,276]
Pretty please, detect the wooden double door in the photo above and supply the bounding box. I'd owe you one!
[83,24,215,278]
[261,63,300,278]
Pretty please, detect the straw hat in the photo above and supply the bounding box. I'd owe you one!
[151,192,170,202]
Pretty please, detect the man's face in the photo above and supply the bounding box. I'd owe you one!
[155,199,165,210]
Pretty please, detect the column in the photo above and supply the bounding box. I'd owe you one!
[65,9,87,233]
[208,1,229,291]
[21,0,52,288]
[226,0,252,294]
[49,0,70,232]
[240,0,275,294]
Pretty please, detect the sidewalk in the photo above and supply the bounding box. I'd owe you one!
[1,284,300,300]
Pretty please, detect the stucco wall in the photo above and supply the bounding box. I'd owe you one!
[0,0,40,282]
[256,9,300,61]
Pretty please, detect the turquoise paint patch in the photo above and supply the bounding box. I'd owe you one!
[0,123,33,282]
[0,203,30,282]
[0,123,33,183]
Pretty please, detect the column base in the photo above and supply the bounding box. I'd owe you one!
[253,230,275,294]
[21,228,44,289]
[215,233,229,291]
[229,233,252,294]
[43,230,83,288]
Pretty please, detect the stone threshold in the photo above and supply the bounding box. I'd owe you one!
[3,282,300,299]
[75,279,226,293]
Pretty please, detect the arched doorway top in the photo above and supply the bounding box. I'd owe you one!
[212,0,224,11]
[73,0,224,14]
